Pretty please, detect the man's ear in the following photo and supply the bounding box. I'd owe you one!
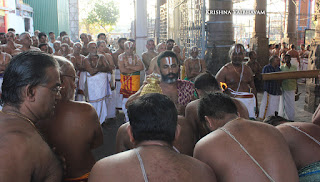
[126,125,135,145]
[25,85,36,102]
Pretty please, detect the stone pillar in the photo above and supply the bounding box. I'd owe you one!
[284,0,297,45]
[135,0,148,57]
[205,0,234,74]
[155,0,161,44]
[305,0,320,113]
[250,0,269,66]
[69,0,79,42]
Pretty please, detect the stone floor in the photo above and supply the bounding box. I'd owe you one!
[93,82,314,160]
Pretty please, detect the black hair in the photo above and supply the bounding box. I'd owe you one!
[7,28,15,32]
[60,31,67,38]
[263,112,292,126]
[118,38,127,44]
[128,93,178,144]
[49,32,54,35]
[157,50,178,67]
[97,33,106,39]
[1,51,59,108]
[198,93,237,124]
[248,51,256,58]
[39,43,48,49]
[194,71,220,92]
[38,32,47,40]
[166,39,175,43]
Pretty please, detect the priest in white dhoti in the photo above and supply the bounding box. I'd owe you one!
[83,42,113,125]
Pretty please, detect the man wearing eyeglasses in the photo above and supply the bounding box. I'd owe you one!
[0,51,63,181]
[37,56,103,182]
[216,44,258,119]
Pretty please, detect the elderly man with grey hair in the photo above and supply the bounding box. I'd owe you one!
[216,43,258,119]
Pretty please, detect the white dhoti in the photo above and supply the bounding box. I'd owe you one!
[279,90,295,121]
[291,58,300,71]
[258,92,281,120]
[76,71,86,101]
[230,89,256,119]
[86,72,111,124]
[106,73,116,119]
[115,69,123,109]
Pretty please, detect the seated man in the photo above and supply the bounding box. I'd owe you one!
[265,115,320,181]
[194,93,299,181]
[37,56,103,182]
[89,93,217,182]
[184,46,206,82]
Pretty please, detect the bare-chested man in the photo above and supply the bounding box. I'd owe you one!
[166,39,175,50]
[32,35,39,47]
[48,32,56,52]
[0,48,11,100]
[183,72,249,156]
[61,35,74,53]
[37,56,103,182]
[112,38,127,69]
[90,93,217,182]
[194,93,299,181]
[71,42,86,72]
[216,43,258,119]
[141,39,157,70]
[0,51,63,181]
[53,41,63,56]
[287,44,300,70]
[272,44,280,56]
[264,115,320,181]
[60,43,76,65]
[118,41,144,122]
[146,42,167,75]
[2,31,21,55]
[97,40,117,119]
[80,33,90,56]
[97,33,111,54]
[70,42,86,101]
[117,51,195,153]
[84,41,113,125]
[12,32,40,55]
[97,40,115,69]
[39,43,50,53]
[111,37,127,110]
[38,32,53,54]
[280,42,289,59]
[245,51,262,92]
[0,32,6,44]
[184,46,207,82]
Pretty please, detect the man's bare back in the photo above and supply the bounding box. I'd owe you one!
[276,122,320,170]
[90,145,216,182]
[37,101,102,178]
[194,118,299,181]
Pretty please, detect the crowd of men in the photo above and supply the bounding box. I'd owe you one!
[0,27,320,181]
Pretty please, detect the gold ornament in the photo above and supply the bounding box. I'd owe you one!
[140,73,163,96]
